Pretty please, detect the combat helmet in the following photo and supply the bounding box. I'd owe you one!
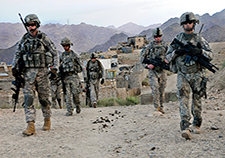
[90,52,97,59]
[152,28,163,37]
[180,12,199,25]
[24,14,41,27]
[61,37,73,46]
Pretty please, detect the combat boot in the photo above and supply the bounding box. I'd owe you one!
[192,117,202,134]
[93,102,97,108]
[180,120,191,140]
[23,121,35,136]
[43,118,51,131]
[66,112,73,116]
[192,126,201,134]
[157,107,165,114]
[76,105,81,114]
[181,129,191,140]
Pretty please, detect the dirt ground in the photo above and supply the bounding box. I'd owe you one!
[1,42,225,158]
[0,88,225,158]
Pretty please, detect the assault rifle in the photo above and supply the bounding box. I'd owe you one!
[11,74,24,112]
[143,56,170,71]
[59,65,67,96]
[171,38,219,73]
[11,55,25,112]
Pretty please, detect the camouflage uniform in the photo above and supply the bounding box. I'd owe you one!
[59,49,83,115]
[166,12,213,136]
[86,53,104,107]
[141,28,168,112]
[49,73,62,109]
[12,20,59,123]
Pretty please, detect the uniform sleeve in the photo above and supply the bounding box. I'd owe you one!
[140,44,151,69]
[12,36,24,69]
[43,35,59,70]
[73,51,84,72]
[200,37,213,60]
[166,36,180,63]
[95,60,104,78]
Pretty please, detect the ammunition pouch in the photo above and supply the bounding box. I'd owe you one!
[179,58,200,73]
[23,51,46,68]
[90,72,98,80]
[180,64,199,73]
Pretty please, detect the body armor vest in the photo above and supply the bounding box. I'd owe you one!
[21,33,50,68]
[176,33,201,73]
[146,41,167,72]
[61,50,81,73]
[87,60,102,80]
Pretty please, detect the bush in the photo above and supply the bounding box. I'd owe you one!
[97,96,140,107]
[97,98,116,107]
[126,96,140,105]
[116,98,130,106]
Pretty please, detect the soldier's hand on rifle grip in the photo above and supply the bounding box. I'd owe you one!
[147,64,154,70]
[188,48,202,56]
[175,48,186,56]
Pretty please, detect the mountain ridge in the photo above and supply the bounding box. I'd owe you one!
[1,9,225,64]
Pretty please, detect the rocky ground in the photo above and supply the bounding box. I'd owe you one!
[0,42,225,158]
[0,88,224,158]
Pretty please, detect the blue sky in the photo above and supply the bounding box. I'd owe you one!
[1,0,225,27]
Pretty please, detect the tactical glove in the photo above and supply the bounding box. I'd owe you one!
[175,48,186,56]
[188,48,202,56]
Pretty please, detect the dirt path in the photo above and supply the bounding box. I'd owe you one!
[0,94,224,158]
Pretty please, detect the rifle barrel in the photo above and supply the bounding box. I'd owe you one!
[18,13,28,32]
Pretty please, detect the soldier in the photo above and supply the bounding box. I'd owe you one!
[86,53,104,108]
[141,28,168,114]
[59,37,83,116]
[166,12,213,140]
[49,66,62,109]
[12,14,59,136]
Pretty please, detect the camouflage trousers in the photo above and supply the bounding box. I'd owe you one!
[64,74,81,113]
[51,81,62,108]
[177,71,203,129]
[23,68,51,123]
[149,70,167,109]
[89,79,100,104]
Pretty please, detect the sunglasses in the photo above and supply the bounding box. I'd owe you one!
[26,23,36,27]
[62,44,70,47]
[183,21,194,25]
[154,35,162,38]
